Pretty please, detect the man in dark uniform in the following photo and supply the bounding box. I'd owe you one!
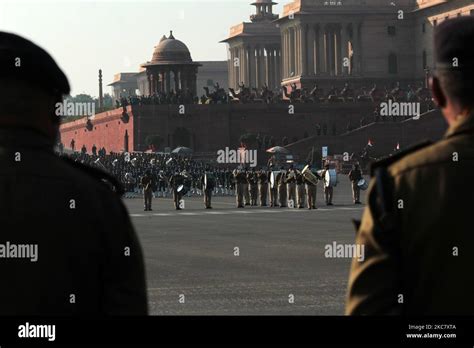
[295,168,306,209]
[141,169,154,211]
[201,168,215,209]
[286,165,297,208]
[268,165,278,207]
[257,168,269,207]
[234,167,247,208]
[0,32,147,315]
[346,17,474,315]
[348,163,363,204]
[169,171,184,210]
[243,167,251,206]
[247,167,259,206]
[322,162,334,206]
[276,167,288,208]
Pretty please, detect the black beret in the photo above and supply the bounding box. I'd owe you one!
[434,16,474,71]
[0,31,70,95]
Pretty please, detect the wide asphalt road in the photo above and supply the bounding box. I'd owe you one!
[125,176,368,315]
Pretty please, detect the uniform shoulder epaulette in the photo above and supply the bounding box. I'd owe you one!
[370,140,433,177]
[60,156,125,195]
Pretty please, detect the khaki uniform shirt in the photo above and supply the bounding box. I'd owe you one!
[346,112,474,315]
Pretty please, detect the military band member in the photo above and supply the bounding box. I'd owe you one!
[268,166,278,207]
[348,163,363,204]
[322,163,334,206]
[276,167,288,208]
[201,168,215,209]
[243,168,251,206]
[141,169,154,211]
[247,167,259,206]
[157,170,167,197]
[304,165,318,210]
[234,168,247,208]
[257,168,269,207]
[169,171,184,210]
[286,166,297,208]
[296,169,306,209]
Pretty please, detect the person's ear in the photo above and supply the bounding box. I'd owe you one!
[430,76,446,108]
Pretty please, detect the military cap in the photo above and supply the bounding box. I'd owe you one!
[434,16,474,71]
[0,31,70,95]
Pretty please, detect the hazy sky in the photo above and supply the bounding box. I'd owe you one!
[0,0,286,97]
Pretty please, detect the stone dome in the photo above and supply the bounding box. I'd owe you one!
[150,31,192,64]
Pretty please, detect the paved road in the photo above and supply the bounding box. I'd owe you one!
[125,176,368,315]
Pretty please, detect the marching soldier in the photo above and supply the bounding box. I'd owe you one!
[268,165,278,207]
[247,167,259,206]
[169,171,184,210]
[347,17,474,315]
[296,169,306,209]
[276,167,288,208]
[348,163,363,204]
[257,168,269,207]
[141,169,154,211]
[234,167,247,208]
[304,165,318,210]
[201,168,215,209]
[243,167,251,206]
[286,166,297,208]
[322,163,334,206]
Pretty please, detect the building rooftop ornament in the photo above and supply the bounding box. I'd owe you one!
[142,31,199,66]
[250,0,278,22]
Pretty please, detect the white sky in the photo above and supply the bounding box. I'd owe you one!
[0,0,286,97]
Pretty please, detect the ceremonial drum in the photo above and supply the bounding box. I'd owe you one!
[324,169,337,188]
[270,171,279,188]
[177,184,189,195]
[357,179,369,191]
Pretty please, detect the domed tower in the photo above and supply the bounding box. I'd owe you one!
[250,0,278,22]
[141,31,201,96]
[221,1,281,90]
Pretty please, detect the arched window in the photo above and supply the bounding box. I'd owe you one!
[388,53,398,74]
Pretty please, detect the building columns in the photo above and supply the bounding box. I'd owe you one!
[284,30,289,78]
[335,25,341,76]
[308,25,316,75]
[350,22,362,75]
[301,24,308,77]
[276,48,281,87]
[340,23,349,75]
[318,25,326,74]
[289,28,295,76]
[266,47,272,88]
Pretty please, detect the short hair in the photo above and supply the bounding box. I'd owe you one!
[434,17,474,108]
[435,69,474,109]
